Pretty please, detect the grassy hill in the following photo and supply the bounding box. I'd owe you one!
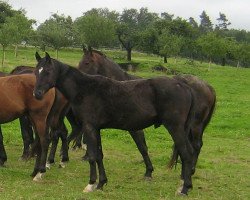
[0,46,249,200]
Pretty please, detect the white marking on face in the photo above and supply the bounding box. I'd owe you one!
[38,67,43,74]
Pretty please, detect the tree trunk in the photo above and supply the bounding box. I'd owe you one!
[127,48,131,61]
[15,45,18,58]
[221,57,225,66]
[237,60,240,68]
[208,58,211,70]
[163,55,168,63]
[1,46,5,70]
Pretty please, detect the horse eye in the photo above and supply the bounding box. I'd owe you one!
[85,62,89,65]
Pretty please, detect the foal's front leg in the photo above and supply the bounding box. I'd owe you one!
[83,124,99,192]
[30,116,50,181]
[96,133,107,189]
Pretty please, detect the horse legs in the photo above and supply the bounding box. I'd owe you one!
[190,125,204,175]
[29,115,50,181]
[59,123,69,164]
[129,130,154,178]
[19,116,34,160]
[0,125,7,166]
[66,108,82,149]
[96,133,107,190]
[82,124,99,192]
[47,130,59,164]
[164,124,194,195]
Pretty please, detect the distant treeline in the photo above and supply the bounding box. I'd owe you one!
[1,1,250,67]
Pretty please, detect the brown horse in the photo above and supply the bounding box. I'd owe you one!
[9,66,69,167]
[0,74,55,180]
[34,52,196,195]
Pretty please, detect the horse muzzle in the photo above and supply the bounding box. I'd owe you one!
[33,89,44,100]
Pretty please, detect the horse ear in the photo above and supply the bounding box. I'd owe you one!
[88,46,93,55]
[35,52,41,62]
[45,52,51,63]
[82,45,87,55]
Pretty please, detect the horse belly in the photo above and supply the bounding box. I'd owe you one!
[0,107,23,123]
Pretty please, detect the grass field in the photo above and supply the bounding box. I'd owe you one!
[0,46,249,200]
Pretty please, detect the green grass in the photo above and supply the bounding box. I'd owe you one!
[0,46,249,200]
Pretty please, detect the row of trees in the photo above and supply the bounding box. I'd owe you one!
[1,1,250,67]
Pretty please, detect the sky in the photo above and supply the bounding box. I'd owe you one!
[6,0,250,31]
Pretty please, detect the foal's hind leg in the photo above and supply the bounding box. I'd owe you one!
[59,123,69,167]
[19,116,34,160]
[47,130,59,165]
[30,115,50,181]
[129,130,154,179]
[164,124,194,195]
[190,125,204,175]
[0,125,7,166]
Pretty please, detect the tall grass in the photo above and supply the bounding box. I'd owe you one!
[0,46,249,200]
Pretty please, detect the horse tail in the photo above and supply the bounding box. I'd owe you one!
[203,86,216,130]
[167,144,179,169]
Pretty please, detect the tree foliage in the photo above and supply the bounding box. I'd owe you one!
[37,14,74,57]
[74,8,117,48]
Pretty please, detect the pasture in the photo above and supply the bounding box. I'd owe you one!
[0,46,249,200]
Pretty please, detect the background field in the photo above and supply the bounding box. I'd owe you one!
[0,47,249,200]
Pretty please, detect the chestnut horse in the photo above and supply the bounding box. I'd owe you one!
[9,66,69,167]
[34,52,195,195]
[0,74,55,180]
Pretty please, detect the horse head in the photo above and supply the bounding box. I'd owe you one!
[33,52,57,100]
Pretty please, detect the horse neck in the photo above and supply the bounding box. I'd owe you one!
[103,57,140,81]
[55,63,100,102]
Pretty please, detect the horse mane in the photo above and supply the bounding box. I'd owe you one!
[91,49,106,58]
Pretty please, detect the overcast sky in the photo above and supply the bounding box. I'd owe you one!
[7,0,250,31]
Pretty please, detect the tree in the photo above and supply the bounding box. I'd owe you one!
[160,12,174,21]
[117,8,158,61]
[5,12,35,57]
[74,8,118,48]
[199,11,213,33]
[230,41,250,67]
[0,18,15,68]
[137,26,159,54]
[158,30,183,63]
[37,14,74,58]
[189,17,199,29]
[216,12,231,31]
[0,1,15,24]
[197,32,228,68]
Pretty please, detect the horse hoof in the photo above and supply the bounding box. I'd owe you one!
[82,144,87,150]
[82,155,89,161]
[83,183,97,193]
[33,172,44,182]
[144,176,152,181]
[46,162,51,169]
[19,155,29,161]
[59,161,66,168]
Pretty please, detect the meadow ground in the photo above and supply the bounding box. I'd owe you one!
[0,47,249,200]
